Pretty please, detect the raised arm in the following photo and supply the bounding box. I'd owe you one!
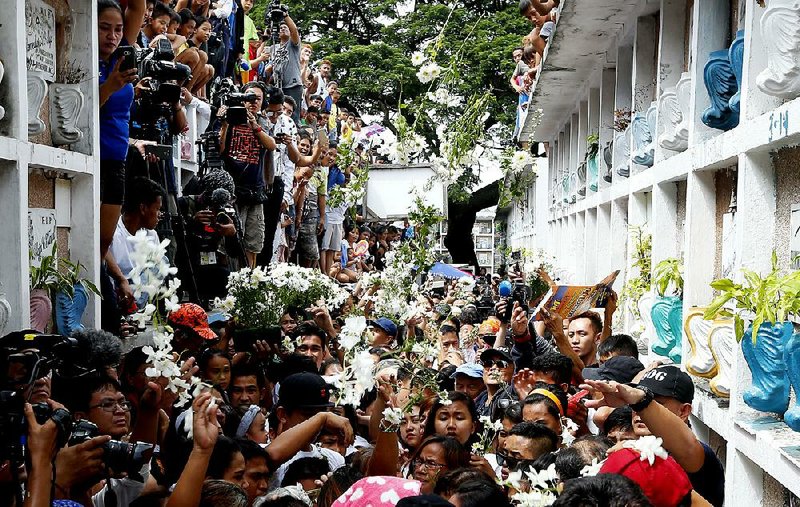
[265,412,352,469]
[166,394,220,507]
[124,0,146,46]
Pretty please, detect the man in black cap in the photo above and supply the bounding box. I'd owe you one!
[583,365,725,507]
[270,372,345,489]
[581,355,644,384]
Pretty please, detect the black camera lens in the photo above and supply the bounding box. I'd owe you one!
[104,441,154,474]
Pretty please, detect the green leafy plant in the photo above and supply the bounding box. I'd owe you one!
[704,252,800,342]
[653,258,683,298]
[620,226,652,319]
[30,247,99,299]
[586,132,599,160]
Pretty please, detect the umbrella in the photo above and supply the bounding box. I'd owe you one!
[428,262,472,280]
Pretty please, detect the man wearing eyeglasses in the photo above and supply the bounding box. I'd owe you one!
[474,347,517,417]
[56,374,162,506]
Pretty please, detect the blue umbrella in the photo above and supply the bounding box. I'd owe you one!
[428,262,472,279]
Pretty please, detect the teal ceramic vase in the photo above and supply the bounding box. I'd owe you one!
[651,295,683,363]
[741,321,792,415]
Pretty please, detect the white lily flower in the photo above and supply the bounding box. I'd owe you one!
[411,51,426,66]
[382,407,403,426]
[623,435,670,466]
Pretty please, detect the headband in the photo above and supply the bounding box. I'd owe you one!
[531,388,564,417]
[236,405,262,438]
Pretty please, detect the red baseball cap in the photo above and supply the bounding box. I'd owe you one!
[600,448,692,507]
[168,303,217,340]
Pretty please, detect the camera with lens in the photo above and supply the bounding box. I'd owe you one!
[224,92,259,125]
[135,38,192,127]
[266,1,288,41]
[0,331,84,463]
[69,420,154,474]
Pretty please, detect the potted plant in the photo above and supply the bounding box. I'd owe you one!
[53,256,100,336]
[30,247,99,335]
[704,253,800,425]
[650,258,684,363]
[29,251,59,332]
[619,226,652,336]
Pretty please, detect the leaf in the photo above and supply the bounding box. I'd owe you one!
[734,315,744,342]
[704,293,733,319]
[710,278,735,292]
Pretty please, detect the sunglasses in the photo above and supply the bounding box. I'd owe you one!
[481,359,510,369]
[495,452,535,471]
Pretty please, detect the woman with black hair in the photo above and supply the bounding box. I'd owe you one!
[97,0,146,258]
[407,436,471,494]
[423,391,479,447]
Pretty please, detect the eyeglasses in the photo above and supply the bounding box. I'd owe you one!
[413,459,445,471]
[90,399,133,412]
[481,359,510,369]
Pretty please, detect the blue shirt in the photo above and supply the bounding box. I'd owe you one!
[99,47,135,162]
[327,165,345,191]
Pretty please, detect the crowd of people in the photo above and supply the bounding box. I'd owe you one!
[3,0,727,506]
[6,268,726,507]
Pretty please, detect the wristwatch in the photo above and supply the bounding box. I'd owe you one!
[628,385,654,412]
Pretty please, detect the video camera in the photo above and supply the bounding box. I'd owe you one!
[266,1,288,42]
[211,78,259,125]
[126,38,192,128]
[499,280,533,322]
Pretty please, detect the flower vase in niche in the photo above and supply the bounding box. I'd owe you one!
[613,128,631,178]
[650,295,683,363]
[49,83,84,146]
[577,162,587,197]
[0,284,10,336]
[708,318,735,398]
[569,171,578,203]
[701,49,739,131]
[29,288,52,333]
[783,330,800,430]
[683,307,717,378]
[728,30,745,114]
[602,141,613,183]
[757,0,800,99]
[658,72,691,152]
[561,176,569,204]
[741,321,793,415]
[631,103,656,167]
[588,153,599,192]
[27,72,49,136]
[0,59,5,122]
[636,292,657,354]
[54,284,88,337]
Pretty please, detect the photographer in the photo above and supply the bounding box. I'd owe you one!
[98,0,146,259]
[219,81,277,268]
[266,4,303,125]
[52,374,161,507]
[177,170,239,305]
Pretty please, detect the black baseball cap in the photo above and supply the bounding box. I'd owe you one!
[636,365,694,404]
[583,356,645,384]
[278,372,334,409]
[480,347,513,364]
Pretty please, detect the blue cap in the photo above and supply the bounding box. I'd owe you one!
[450,363,484,379]
[369,317,398,338]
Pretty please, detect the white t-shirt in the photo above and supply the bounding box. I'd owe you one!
[109,218,160,278]
[269,444,345,490]
[326,204,346,226]
[270,114,299,205]
[92,463,150,507]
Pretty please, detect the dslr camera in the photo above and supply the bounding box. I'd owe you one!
[70,420,154,475]
[0,331,84,463]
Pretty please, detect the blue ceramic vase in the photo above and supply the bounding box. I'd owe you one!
[651,295,683,363]
[784,331,800,430]
[55,284,88,337]
[741,321,792,414]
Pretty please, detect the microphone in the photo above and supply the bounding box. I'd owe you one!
[498,280,513,297]
[498,280,514,322]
